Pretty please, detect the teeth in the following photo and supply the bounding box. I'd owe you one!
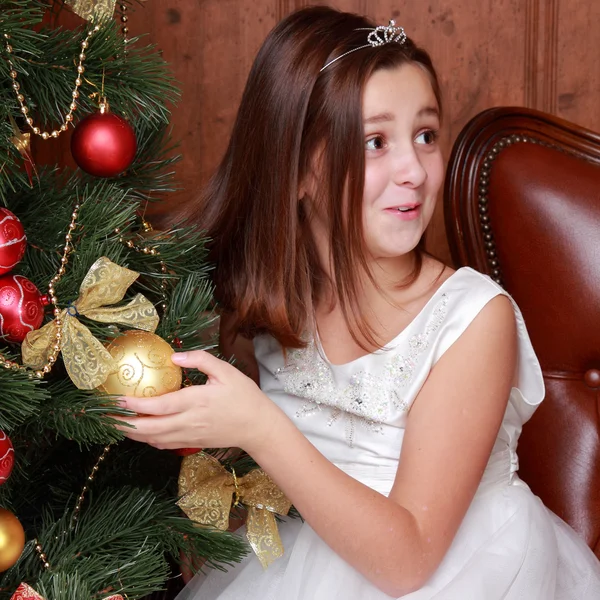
[397,207,413,212]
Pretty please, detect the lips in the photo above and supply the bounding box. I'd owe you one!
[384,203,423,221]
[393,203,420,212]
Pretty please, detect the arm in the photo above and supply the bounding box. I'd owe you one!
[180,312,256,581]
[217,310,256,525]
[118,296,516,595]
[249,295,517,596]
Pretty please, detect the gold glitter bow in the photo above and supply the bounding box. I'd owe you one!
[65,0,116,22]
[178,453,292,569]
[8,115,36,186]
[22,257,159,390]
[11,582,123,600]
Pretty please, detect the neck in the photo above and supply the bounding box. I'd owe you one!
[311,223,419,310]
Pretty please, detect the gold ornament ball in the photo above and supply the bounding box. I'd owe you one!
[100,330,182,397]
[0,508,25,571]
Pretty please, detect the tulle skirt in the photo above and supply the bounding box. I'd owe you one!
[176,478,600,600]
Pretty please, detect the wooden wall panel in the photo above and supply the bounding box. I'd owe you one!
[150,0,279,189]
[33,1,600,264]
[555,0,600,132]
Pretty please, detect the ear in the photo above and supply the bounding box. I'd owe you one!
[298,143,325,200]
[298,166,319,201]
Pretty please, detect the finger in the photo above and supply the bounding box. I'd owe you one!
[124,436,196,451]
[171,350,234,382]
[115,414,201,446]
[118,412,197,438]
[119,428,161,446]
[150,442,195,450]
[119,386,199,416]
[113,418,137,431]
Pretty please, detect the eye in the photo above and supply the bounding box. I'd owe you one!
[415,129,439,145]
[365,135,386,151]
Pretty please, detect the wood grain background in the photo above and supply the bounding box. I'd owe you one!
[36,0,600,265]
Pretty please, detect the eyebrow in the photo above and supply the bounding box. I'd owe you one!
[417,106,441,119]
[363,106,440,125]
[364,112,395,124]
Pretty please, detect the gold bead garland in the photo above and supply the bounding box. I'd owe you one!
[33,539,51,570]
[118,219,196,386]
[0,205,80,379]
[3,25,101,140]
[124,219,195,385]
[120,3,129,49]
[115,220,169,313]
[34,444,112,571]
[72,444,112,527]
[35,204,81,378]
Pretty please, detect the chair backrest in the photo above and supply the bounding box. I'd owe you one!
[444,107,600,558]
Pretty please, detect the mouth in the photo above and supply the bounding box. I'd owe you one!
[393,203,420,212]
[384,203,422,220]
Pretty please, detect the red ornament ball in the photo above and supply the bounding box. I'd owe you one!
[0,275,44,343]
[173,447,202,457]
[0,432,14,484]
[0,209,26,276]
[71,110,137,178]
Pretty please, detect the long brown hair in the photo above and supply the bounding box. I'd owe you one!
[192,6,442,349]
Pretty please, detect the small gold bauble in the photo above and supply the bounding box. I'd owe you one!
[0,508,25,572]
[100,330,182,397]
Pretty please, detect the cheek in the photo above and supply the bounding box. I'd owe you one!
[425,151,445,191]
[363,163,387,205]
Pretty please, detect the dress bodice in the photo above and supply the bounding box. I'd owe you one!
[253,267,545,496]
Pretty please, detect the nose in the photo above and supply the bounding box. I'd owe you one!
[391,145,427,188]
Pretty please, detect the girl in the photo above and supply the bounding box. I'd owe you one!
[117,6,600,599]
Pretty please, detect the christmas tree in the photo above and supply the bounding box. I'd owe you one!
[0,1,251,598]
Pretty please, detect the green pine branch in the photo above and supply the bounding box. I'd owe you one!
[0,364,47,431]
[0,1,252,595]
[36,379,130,446]
[0,487,249,600]
[0,8,179,127]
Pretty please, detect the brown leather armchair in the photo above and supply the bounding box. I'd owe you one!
[444,107,600,559]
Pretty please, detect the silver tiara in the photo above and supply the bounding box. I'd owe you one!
[320,20,407,73]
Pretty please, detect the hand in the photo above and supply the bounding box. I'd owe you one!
[115,350,283,454]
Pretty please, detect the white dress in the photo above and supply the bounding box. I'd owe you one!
[177,267,600,599]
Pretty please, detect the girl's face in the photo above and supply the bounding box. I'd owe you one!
[361,63,443,262]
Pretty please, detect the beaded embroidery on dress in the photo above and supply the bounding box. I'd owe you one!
[274,294,448,447]
[177,267,600,600]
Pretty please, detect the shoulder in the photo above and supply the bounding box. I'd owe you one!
[442,266,505,302]
[444,293,517,363]
[409,262,504,316]
[451,268,514,328]
[426,267,517,364]
[449,268,515,328]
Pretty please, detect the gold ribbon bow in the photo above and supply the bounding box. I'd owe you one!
[11,582,123,600]
[178,453,292,569]
[22,257,159,390]
[65,0,116,22]
[9,115,36,186]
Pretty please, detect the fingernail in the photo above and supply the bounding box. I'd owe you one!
[172,352,188,363]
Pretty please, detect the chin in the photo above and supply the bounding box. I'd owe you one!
[378,235,423,257]
[371,244,421,261]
